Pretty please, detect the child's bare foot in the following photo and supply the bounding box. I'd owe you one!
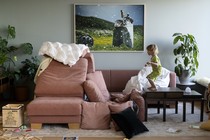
[148,87,157,91]
[147,87,152,90]
[150,87,157,91]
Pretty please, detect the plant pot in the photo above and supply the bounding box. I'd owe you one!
[179,70,191,84]
[15,86,29,102]
[0,66,5,76]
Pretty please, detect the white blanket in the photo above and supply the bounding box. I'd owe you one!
[123,66,170,94]
[39,41,89,66]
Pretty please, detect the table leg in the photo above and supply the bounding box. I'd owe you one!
[183,101,186,122]
[157,101,160,114]
[191,101,194,114]
[163,100,166,122]
[200,99,204,122]
[145,100,148,122]
[175,101,178,114]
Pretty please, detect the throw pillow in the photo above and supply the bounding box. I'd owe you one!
[83,80,106,102]
[109,101,133,131]
[87,71,110,101]
[200,120,210,131]
[111,107,149,139]
[81,102,111,130]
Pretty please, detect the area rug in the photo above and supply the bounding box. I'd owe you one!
[0,102,210,140]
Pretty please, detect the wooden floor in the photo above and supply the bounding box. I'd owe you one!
[43,136,210,140]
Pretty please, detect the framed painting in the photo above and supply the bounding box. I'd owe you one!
[74,4,145,52]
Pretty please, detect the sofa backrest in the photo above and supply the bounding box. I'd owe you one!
[100,70,176,92]
[83,53,95,73]
[101,70,138,92]
[35,58,88,97]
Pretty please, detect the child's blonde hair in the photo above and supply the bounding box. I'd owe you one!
[146,44,159,55]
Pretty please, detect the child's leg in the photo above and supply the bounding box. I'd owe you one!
[148,78,157,90]
[146,72,157,90]
[115,93,131,103]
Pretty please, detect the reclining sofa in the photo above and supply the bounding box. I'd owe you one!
[27,52,176,129]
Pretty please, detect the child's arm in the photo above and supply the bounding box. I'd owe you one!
[146,61,159,67]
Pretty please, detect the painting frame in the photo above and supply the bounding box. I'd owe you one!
[74,4,145,52]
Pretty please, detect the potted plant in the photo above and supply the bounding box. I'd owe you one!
[17,56,40,81]
[0,25,34,101]
[14,56,40,101]
[172,33,199,84]
[0,25,33,76]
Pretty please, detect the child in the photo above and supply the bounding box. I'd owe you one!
[145,44,162,91]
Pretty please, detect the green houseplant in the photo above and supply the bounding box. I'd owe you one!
[0,25,34,101]
[0,25,33,76]
[172,33,199,83]
[15,56,40,82]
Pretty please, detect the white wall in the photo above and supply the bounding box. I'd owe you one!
[0,0,210,78]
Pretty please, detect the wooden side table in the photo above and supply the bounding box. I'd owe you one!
[182,90,204,122]
[143,87,183,122]
[0,77,9,93]
[143,87,204,122]
[0,77,10,100]
[176,82,196,91]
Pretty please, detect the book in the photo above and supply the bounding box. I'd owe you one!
[62,136,79,140]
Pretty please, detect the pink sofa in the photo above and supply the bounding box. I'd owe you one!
[27,52,176,129]
[27,53,95,129]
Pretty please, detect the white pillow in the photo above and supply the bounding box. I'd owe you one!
[194,77,210,88]
[155,67,170,88]
[123,67,171,93]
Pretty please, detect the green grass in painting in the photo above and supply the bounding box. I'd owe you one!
[75,14,144,51]
[76,27,144,51]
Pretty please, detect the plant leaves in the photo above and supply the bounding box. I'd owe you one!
[7,25,16,39]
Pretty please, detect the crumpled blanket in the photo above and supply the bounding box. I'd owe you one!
[123,66,170,94]
[39,41,89,67]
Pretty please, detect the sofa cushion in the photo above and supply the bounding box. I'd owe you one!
[81,102,111,130]
[87,71,110,101]
[27,97,83,116]
[35,58,88,97]
[108,101,133,131]
[84,80,106,102]
[111,107,149,139]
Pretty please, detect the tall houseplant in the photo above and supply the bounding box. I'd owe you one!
[0,25,34,101]
[0,25,33,76]
[172,33,199,84]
